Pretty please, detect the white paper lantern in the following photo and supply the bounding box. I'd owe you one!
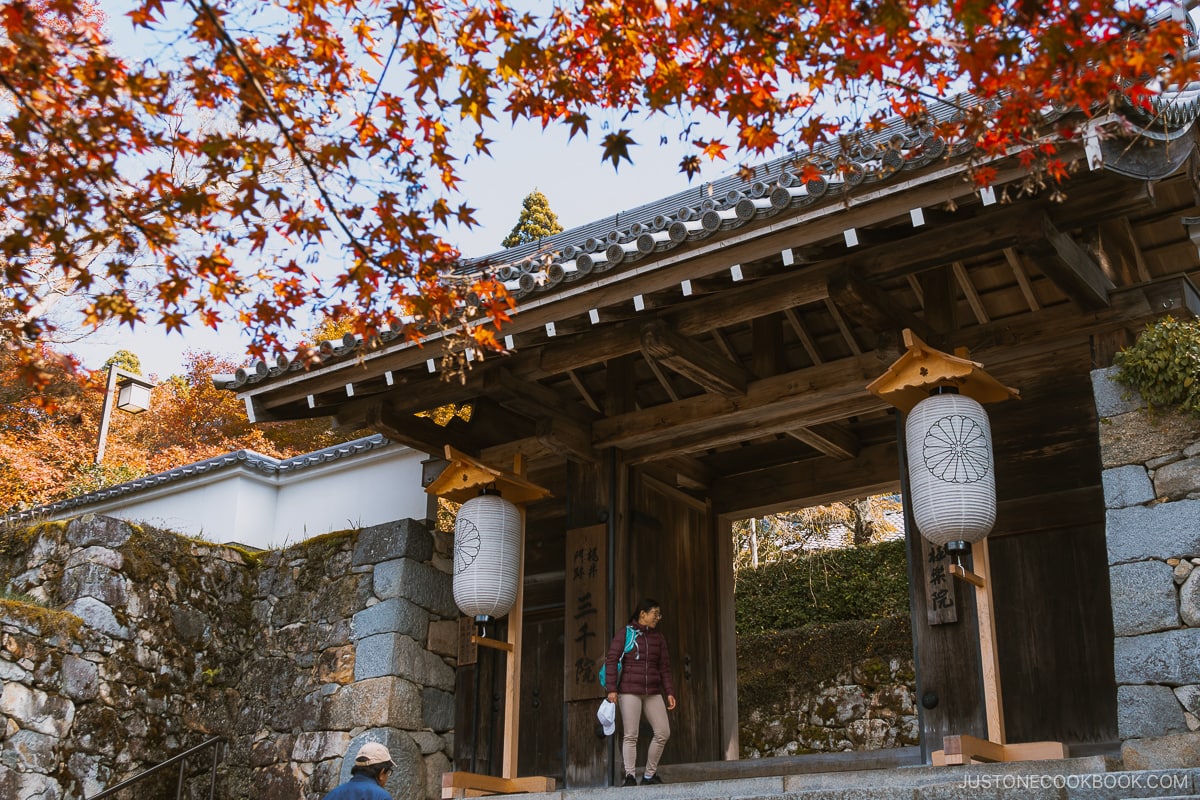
[906,390,996,552]
[453,491,522,621]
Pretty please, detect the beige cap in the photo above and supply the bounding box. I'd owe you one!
[354,742,395,767]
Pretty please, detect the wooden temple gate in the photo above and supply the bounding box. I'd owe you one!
[229,101,1200,786]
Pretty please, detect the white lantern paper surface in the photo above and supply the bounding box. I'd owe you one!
[905,391,996,548]
[453,492,522,620]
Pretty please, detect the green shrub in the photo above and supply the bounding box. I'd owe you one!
[734,539,909,634]
[1113,316,1200,417]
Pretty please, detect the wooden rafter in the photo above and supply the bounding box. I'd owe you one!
[783,308,823,365]
[643,354,681,401]
[785,422,860,461]
[952,260,990,324]
[823,297,863,355]
[485,369,596,424]
[1004,247,1042,311]
[1020,215,1114,310]
[566,369,602,414]
[1098,216,1152,285]
[828,266,933,343]
[593,355,887,453]
[709,328,738,362]
[640,320,749,396]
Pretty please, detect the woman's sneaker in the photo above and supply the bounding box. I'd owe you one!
[641,774,663,785]
[622,774,637,787]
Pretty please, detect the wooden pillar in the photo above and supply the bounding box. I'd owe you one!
[898,413,987,762]
[564,452,619,788]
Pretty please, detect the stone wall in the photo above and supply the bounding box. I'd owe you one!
[1093,366,1200,740]
[736,618,918,757]
[0,515,458,800]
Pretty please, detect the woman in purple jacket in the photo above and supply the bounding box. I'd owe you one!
[604,597,677,786]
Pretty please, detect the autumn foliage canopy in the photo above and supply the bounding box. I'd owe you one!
[0,0,1191,390]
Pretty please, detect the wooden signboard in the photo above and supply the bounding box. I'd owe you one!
[564,524,608,702]
[924,537,959,625]
[457,616,478,666]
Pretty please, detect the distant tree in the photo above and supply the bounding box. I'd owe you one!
[501,190,564,249]
[732,494,903,573]
[102,349,142,375]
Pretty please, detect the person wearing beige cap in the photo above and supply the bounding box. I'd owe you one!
[322,741,396,799]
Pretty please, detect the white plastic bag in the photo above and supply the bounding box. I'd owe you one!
[596,698,616,736]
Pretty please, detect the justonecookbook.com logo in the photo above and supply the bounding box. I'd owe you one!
[958,773,1189,792]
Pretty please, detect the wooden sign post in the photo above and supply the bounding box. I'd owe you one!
[868,331,1066,766]
[426,447,557,798]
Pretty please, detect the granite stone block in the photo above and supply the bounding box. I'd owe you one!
[1117,686,1189,740]
[1106,501,1200,564]
[353,597,429,641]
[373,559,457,617]
[353,519,433,567]
[1110,560,1180,636]
[1092,366,1144,417]
[1103,465,1156,509]
[1114,628,1200,685]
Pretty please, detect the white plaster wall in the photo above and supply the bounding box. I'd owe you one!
[269,448,430,547]
[38,443,430,549]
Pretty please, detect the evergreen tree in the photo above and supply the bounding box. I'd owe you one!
[502,189,564,248]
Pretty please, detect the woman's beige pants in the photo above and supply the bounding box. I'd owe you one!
[617,693,670,778]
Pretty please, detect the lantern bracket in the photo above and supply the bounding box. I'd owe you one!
[866,329,1020,412]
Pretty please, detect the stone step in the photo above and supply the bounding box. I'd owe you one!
[519,762,1199,800]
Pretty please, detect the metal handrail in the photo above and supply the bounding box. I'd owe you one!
[86,736,224,800]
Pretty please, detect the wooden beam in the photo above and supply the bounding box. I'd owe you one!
[752,313,785,378]
[710,328,739,362]
[827,266,933,343]
[712,442,901,517]
[1093,215,1151,287]
[918,264,958,337]
[640,319,749,396]
[643,353,682,401]
[1003,247,1042,311]
[566,369,602,414]
[952,261,990,324]
[345,401,479,456]
[441,771,555,798]
[824,298,862,355]
[593,354,888,453]
[785,422,860,461]
[485,368,597,425]
[783,308,823,365]
[662,455,714,491]
[605,354,638,416]
[1020,215,1114,310]
[535,416,597,463]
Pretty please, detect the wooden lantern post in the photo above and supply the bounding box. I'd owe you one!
[426,446,556,798]
[868,330,1067,766]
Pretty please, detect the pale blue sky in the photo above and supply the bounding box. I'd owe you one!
[68,3,737,377]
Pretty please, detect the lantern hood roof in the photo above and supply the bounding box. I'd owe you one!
[867,330,1021,413]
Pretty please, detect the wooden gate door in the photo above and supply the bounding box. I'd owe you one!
[626,472,723,768]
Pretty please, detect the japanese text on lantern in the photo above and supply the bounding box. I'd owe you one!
[565,524,608,701]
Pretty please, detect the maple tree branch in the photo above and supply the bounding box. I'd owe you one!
[187,0,384,275]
